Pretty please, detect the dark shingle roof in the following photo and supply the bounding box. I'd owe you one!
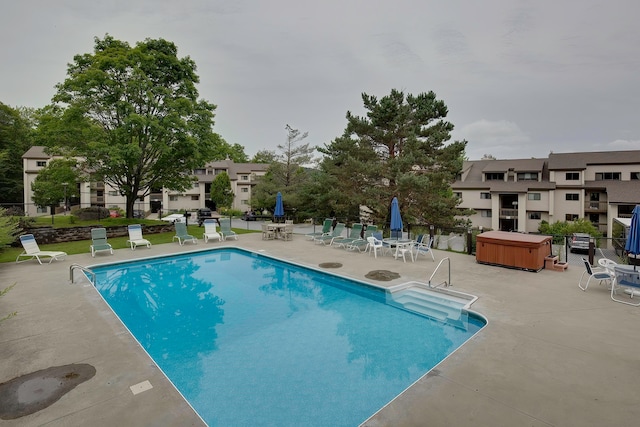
[548,150,640,170]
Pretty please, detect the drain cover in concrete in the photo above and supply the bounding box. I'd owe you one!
[0,364,96,420]
[365,270,400,281]
[319,262,342,268]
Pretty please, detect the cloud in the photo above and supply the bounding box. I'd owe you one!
[453,119,532,159]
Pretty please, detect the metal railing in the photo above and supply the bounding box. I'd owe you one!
[428,257,451,289]
[69,264,96,285]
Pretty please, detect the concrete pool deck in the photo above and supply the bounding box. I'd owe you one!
[1,231,639,426]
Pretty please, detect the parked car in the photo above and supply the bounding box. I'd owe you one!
[132,209,146,219]
[569,233,591,253]
[161,213,186,224]
[197,208,213,226]
[241,211,272,221]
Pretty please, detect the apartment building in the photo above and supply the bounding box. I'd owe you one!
[452,150,640,237]
[22,146,268,216]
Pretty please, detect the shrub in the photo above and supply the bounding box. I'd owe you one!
[75,206,111,220]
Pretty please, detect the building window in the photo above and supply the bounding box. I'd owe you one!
[36,161,47,167]
[517,172,538,181]
[631,172,640,180]
[108,191,118,196]
[241,175,248,181]
[37,206,48,213]
[453,192,462,199]
[566,172,579,180]
[169,195,178,201]
[527,193,541,200]
[566,193,579,201]
[194,182,199,188]
[191,195,199,201]
[485,173,504,181]
[480,192,491,199]
[565,214,579,221]
[241,187,249,193]
[529,212,541,220]
[480,210,492,218]
[194,168,206,175]
[595,172,621,181]
[241,199,249,205]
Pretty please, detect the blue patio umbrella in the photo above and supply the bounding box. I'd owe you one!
[390,197,403,239]
[624,205,640,270]
[274,192,285,218]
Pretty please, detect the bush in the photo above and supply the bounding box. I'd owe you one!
[75,206,111,220]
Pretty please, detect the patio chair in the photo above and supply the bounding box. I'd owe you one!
[90,228,113,257]
[347,225,379,252]
[331,223,363,248]
[202,219,222,243]
[305,218,333,240]
[578,258,613,291]
[16,234,67,264]
[219,221,238,241]
[396,240,416,263]
[414,235,435,261]
[173,222,198,245]
[261,223,275,240]
[611,266,640,306]
[127,224,152,250]
[366,236,390,258]
[282,223,294,241]
[314,223,345,245]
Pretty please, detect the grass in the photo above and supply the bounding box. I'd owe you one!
[0,223,258,263]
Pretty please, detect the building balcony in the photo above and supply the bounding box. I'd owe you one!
[584,201,607,213]
[500,208,518,218]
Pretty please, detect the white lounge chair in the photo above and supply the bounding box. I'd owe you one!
[127,224,152,250]
[16,234,67,264]
[90,228,113,257]
[203,219,222,243]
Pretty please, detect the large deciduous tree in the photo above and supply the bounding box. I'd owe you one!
[52,35,223,217]
[318,89,468,227]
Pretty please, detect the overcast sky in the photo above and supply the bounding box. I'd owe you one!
[3,0,640,160]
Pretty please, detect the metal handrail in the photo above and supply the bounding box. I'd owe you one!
[69,263,96,285]
[428,257,451,288]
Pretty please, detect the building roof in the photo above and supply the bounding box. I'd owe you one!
[548,150,640,170]
[22,146,50,159]
[585,180,640,204]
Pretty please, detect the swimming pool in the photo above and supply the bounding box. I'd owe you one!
[91,248,485,426]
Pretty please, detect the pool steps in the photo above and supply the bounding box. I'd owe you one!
[387,281,478,327]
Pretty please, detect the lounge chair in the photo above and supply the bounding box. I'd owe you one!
[314,223,345,245]
[331,223,363,248]
[127,224,152,250]
[219,221,238,241]
[346,225,378,252]
[90,228,113,257]
[305,218,333,240]
[16,234,67,264]
[578,258,612,291]
[173,222,197,245]
[203,219,222,243]
[414,235,435,261]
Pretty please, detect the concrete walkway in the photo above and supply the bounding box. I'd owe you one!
[1,231,639,426]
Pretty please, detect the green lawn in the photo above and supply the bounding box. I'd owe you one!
[1,223,258,263]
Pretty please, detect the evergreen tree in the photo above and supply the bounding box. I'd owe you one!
[318,89,468,227]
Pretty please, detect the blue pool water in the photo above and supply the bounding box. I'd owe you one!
[91,248,484,427]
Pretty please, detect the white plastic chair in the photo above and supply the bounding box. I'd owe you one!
[203,219,222,243]
[414,235,435,261]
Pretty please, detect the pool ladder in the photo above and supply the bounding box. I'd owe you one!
[428,257,451,289]
[69,263,95,285]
